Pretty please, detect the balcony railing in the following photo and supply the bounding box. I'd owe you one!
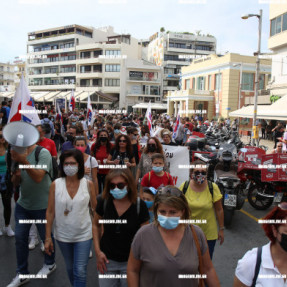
[127,77,160,82]
[29,82,75,86]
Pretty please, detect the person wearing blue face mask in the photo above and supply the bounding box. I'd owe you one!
[140,153,173,197]
[142,187,158,223]
[128,186,220,287]
[94,169,149,287]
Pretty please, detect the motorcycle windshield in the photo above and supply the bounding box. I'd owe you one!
[217,143,237,158]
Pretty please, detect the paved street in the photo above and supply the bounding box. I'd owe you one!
[0,194,275,287]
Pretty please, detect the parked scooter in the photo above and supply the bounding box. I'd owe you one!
[214,143,245,228]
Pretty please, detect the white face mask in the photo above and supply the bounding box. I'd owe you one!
[63,165,78,177]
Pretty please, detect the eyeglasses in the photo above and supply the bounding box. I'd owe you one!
[194,171,207,176]
[148,144,156,147]
[133,134,139,136]
[157,186,182,197]
[278,146,283,148]
[110,182,127,189]
[119,140,127,143]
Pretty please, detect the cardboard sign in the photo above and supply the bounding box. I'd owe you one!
[163,145,190,187]
[238,146,266,172]
[261,154,287,182]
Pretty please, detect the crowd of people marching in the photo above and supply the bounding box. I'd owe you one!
[0,101,287,287]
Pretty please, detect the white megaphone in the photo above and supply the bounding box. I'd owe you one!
[3,122,40,154]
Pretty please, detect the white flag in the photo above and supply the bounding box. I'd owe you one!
[144,101,154,136]
[87,94,94,126]
[8,74,41,125]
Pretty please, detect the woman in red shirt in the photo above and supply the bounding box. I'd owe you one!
[91,129,113,194]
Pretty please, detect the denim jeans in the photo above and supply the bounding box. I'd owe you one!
[57,239,92,287]
[14,203,55,274]
[99,259,127,287]
[207,239,216,260]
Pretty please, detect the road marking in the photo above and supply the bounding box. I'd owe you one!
[239,209,259,222]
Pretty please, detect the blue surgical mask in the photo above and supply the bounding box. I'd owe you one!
[157,214,180,230]
[145,201,154,209]
[152,166,163,173]
[110,187,128,199]
[114,129,120,134]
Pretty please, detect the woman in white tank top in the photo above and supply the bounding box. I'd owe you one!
[45,149,97,287]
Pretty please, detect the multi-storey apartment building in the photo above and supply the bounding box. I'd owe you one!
[167,53,271,120]
[267,2,287,97]
[75,33,141,108]
[0,62,16,93]
[147,31,216,99]
[14,57,26,88]
[120,58,163,113]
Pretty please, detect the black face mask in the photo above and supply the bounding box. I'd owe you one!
[66,134,74,142]
[100,137,107,142]
[148,144,156,152]
[279,232,287,252]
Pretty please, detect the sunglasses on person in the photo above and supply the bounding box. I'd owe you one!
[193,171,207,176]
[278,145,283,148]
[148,144,156,147]
[110,182,127,189]
[133,133,139,136]
[157,186,182,197]
[119,140,127,143]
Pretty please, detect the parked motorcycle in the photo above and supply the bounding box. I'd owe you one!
[214,143,245,228]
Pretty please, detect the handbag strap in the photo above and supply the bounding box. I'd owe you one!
[86,178,95,215]
[190,225,204,287]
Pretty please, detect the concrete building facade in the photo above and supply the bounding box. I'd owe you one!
[0,62,16,92]
[147,31,216,99]
[267,3,287,97]
[167,53,271,119]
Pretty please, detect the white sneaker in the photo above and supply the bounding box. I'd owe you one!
[29,238,39,250]
[7,274,30,287]
[40,241,45,252]
[37,263,56,277]
[3,225,15,237]
[89,249,92,258]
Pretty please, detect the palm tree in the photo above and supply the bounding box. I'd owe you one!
[160,27,165,33]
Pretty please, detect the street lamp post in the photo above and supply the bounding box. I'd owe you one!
[233,62,243,128]
[242,9,262,146]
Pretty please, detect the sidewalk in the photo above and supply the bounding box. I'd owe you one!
[240,135,275,154]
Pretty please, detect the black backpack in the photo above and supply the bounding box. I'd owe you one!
[35,146,58,181]
[251,246,262,287]
[182,180,214,198]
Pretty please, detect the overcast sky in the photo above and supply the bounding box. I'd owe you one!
[0,0,273,63]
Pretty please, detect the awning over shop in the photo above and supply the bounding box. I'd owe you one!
[229,95,287,120]
[132,103,167,110]
[0,92,15,99]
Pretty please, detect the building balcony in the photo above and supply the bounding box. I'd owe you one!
[102,86,120,93]
[27,33,76,45]
[28,72,76,78]
[164,86,179,91]
[29,47,75,56]
[28,83,76,90]
[27,60,77,68]
[77,57,103,65]
[126,77,161,83]
[164,60,191,66]
[77,72,103,78]
[126,91,161,97]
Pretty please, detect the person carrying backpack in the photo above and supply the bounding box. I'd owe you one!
[179,159,224,260]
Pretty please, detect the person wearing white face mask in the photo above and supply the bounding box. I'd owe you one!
[127,186,220,287]
[94,169,149,287]
[45,149,97,287]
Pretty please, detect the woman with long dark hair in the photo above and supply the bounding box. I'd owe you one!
[106,134,136,168]
[91,129,113,194]
[94,168,149,287]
